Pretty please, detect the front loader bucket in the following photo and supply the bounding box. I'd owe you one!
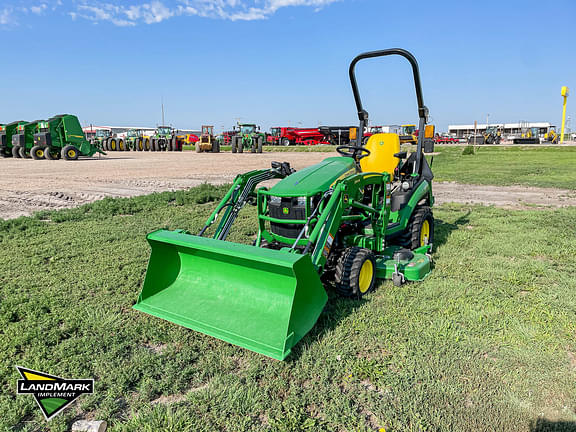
[134,230,328,360]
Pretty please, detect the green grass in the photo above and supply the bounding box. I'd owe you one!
[1,186,575,431]
[431,145,576,189]
[181,144,576,190]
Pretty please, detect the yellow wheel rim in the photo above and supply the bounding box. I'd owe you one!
[67,150,76,158]
[36,149,44,158]
[111,140,116,150]
[420,219,430,246]
[358,259,374,294]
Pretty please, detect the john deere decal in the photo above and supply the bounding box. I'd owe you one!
[16,366,94,421]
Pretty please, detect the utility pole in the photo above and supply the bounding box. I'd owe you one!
[161,97,165,126]
[560,86,569,143]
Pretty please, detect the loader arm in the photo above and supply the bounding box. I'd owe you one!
[199,162,294,240]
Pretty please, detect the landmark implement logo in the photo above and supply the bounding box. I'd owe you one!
[16,366,94,421]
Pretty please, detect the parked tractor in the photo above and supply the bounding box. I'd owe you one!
[11,120,43,159]
[195,125,220,153]
[399,124,418,144]
[91,129,118,151]
[124,129,146,151]
[231,123,264,153]
[33,114,104,160]
[134,48,436,360]
[149,126,182,151]
[0,120,27,157]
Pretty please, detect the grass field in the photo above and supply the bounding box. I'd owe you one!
[1,186,575,431]
[182,144,576,190]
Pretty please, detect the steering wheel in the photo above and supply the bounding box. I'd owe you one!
[336,145,371,160]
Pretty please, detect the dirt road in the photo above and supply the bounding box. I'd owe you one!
[1,152,575,219]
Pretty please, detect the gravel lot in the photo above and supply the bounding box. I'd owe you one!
[1,151,575,219]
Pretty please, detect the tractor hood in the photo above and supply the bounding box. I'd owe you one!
[269,157,355,196]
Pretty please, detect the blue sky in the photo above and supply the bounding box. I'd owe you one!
[1,0,574,131]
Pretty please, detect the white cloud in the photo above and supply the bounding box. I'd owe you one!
[0,7,14,25]
[75,0,340,25]
[0,0,340,28]
[30,4,48,14]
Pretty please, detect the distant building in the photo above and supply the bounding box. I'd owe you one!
[448,122,555,138]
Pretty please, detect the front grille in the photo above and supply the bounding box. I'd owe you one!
[12,134,25,147]
[34,132,51,147]
[269,197,306,239]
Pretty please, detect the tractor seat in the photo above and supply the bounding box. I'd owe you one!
[359,133,401,179]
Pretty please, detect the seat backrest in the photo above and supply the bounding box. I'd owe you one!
[359,133,401,177]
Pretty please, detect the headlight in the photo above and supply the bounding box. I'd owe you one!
[269,196,281,205]
[297,197,307,206]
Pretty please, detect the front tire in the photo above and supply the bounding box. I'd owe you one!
[334,247,376,298]
[281,137,290,146]
[12,147,21,158]
[31,146,45,160]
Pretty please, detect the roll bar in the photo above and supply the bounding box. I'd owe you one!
[348,48,429,175]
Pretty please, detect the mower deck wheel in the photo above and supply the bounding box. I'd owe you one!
[334,247,376,298]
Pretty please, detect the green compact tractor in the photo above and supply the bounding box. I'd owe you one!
[195,125,220,153]
[0,120,27,157]
[150,126,181,151]
[134,49,435,360]
[125,129,146,151]
[11,120,43,159]
[33,114,104,160]
[231,123,264,153]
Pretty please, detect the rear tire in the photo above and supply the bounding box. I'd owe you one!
[213,141,220,153]
[118,139,125,151]
[31,146,45,160]
[19,147,30,159]
[334,247,376,298]
[171,137,178,151]
[109,138,117,151]
[195,142,201,153]
[231,137,237,153]
[257,137,263,153]
[398,205,434,250]
[12,146,21,158]
[281,137,290,146]
[238,139,244,153]
[144,138,150,151]
[62,145,79,161]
